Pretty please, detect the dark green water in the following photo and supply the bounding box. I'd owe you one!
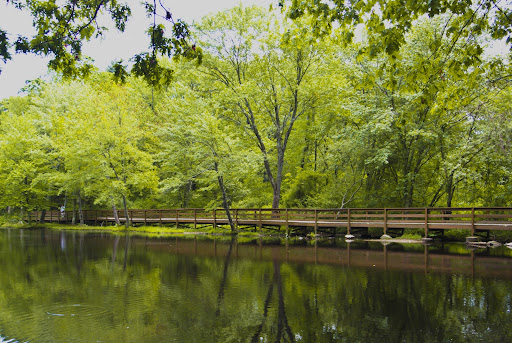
[1,229,512,342]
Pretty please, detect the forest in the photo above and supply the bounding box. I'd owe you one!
[1,4,512,221]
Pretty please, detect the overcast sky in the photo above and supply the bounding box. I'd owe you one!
[0,0,274,99]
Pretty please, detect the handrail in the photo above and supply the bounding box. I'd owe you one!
[29,207,512,235]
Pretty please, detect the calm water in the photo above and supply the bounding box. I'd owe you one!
[1,229,512,342]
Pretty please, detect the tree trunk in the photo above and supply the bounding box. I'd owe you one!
[271,152,285,209]
[122,195,130,228]
[20,207,26,223]
[72,198,76,225]
[446,172,455,208]
[39,209,46,223]
[77,191,84,225]
[112,203,121,226]
[214,161,235,232]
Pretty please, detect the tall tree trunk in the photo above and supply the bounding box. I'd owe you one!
[214,161,235,232]
[77,191,84,225]
[271,152,285,209]
[112,203,121,226]
[20,207,26,223]
[122,195,130,228]
[72,198,77,225]
[446,173,455,208]
[39,209,46,223]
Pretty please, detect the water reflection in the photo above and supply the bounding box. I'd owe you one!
[0,229,511,342]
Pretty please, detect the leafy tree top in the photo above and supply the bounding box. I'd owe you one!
[283,0,512,63]
[0,0,202,87]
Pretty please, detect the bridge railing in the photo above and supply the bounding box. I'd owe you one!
[30,207,512,235]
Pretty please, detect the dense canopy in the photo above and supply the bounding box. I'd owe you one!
[0,3,511,223]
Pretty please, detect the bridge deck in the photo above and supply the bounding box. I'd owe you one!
[31,207,512,235]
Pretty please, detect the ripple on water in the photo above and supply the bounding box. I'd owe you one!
[45,304,110,318]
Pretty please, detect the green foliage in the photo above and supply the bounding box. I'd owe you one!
[0,0,200,85]
[1,4,512,217]
[285,0,512,69]
[283,169,326,208]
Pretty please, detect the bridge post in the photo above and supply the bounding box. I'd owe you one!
[258,208,262,233]
[383,208,388,235]
[471,207,475,236]
[314,209,318,236]
[194,209,197,230]
[286,209,289,237]
[175,209,178,228]
[144,210,147,226]
[424,208,428,238]
[159,210,162,226]
[213,209,217,230]
[235,209,239,231]
[347,208,351,235]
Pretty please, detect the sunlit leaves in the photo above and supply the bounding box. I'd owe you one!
[1,0,201,86]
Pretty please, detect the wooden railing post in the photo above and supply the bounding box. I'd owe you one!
[286,208,289,237]
[471,207,475,236]
[347,208,351,235]
[144,210,147,226]
[213,209,217,230]
[175,209,178,228]
[194,209,197,230]
[314,209,318,236]
[384,208,388,235]
[424,208,428,238]
[235,209,239,231]
[258,208,262,233]
[159,209,162,226]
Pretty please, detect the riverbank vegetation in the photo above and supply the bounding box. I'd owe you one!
[1,5,512,226]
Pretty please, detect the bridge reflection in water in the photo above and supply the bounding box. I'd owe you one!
[108,234,512,280]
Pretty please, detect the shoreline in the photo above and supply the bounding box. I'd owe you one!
[2,223,512,246]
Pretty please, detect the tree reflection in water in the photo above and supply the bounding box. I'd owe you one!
[0,229,511,342]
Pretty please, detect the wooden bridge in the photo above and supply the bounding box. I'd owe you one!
[32,207,512,237]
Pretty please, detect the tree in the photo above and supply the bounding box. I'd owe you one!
[196,5,339,208]
[0,0,202,86]
[155,61,256,231]
[285,0,512,68]
[0,95,59,221]
[331,15,504,207]
[0,74,158,225]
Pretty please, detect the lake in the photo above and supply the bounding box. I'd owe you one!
[0,228,512,342]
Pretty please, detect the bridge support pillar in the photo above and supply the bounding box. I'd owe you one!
[285,209,289,237]
[314,209,318,236]
[383,208,388,235]
[258,208,262,234]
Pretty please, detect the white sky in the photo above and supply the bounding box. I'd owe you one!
[0,0,274,99]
